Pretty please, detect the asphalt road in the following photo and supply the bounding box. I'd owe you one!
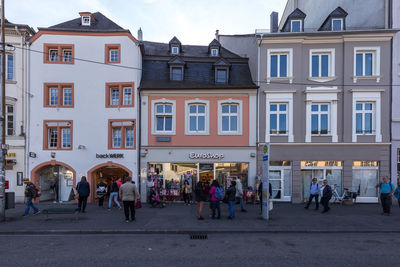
[0,233,398,266]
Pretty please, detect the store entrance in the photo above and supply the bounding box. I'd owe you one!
[91,166,129,202]
[38,165,74,202]
[199,163,214,184]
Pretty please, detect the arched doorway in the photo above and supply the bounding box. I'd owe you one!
[87,161,132,203]
[30,161,76,203]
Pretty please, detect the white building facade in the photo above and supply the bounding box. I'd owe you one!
[4,20,34,203]
[28,12,141,203]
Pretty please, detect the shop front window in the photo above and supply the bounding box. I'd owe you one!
[269,161,292,201]
[352,161,379,200]
[38,165,74,202]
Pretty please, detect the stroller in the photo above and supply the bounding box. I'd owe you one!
[149,188,165,208]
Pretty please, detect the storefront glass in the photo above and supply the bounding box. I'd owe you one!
[39,165,74,202]
[301,161,343,202]
[269,161,292,201]
[352,161,379,199]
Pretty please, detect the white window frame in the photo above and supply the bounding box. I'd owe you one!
[49,49,58,62]
[331,18,343,31]
[355,102,375,135]
[310,103,330,135]
[62,87,72,106]
[61,128,71,148]
[269,165,292,202]
[267,48,293,84]
[211,48,219,56]
[82,16,91,26]
[151,99,176,135]
[269,103,288,135]
[109,49,119,62]
[352,161,379,203]
[265,91,295,142]
[353,47,381,83]
[125,128,135,148]
[305,87,339,143]
[291,19,302,32]
[48,128,58,149]
[309,49,336,82]
[170,66,183,81]
[171,46,179,54]
[0,54,15,81]
[62,49,72,62]
[49,87,58,106]
[123,87,132,105]
[110,87,120,106]
[185,99,210,135]
[5,103,15,136]
[218,99,242,135]
[112,128,122,148]
[215,68,228,83]
[351,90,382,142]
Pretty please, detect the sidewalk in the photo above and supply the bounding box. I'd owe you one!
[1,201,399,234]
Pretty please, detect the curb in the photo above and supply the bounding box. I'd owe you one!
[1,229,400,235]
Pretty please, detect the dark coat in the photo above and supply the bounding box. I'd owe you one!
[195,182,206,202]
[321,185,332,199]
[226,185,236,202]
[258,182,272,198]
[77,181,90,197]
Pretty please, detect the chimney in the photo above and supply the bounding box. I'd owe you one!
[270,12,278,33]
[215,29,219,40]
[138,27,143,41]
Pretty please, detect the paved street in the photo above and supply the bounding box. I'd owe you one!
[0,232,399,266]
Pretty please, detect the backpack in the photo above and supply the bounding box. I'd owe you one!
[96,184,107,195]
[214,187,224,200]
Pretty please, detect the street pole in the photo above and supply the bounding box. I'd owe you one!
[262,143,270,220]
[0,0,6,222]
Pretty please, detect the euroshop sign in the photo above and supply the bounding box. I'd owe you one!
[189,152,224,160]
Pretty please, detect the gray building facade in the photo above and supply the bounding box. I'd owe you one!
[220,0,395,203]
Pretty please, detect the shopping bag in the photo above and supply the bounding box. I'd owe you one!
[135,199,142,209]
[269,199,273,211]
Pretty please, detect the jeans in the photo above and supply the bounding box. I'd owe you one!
[305,194,319,209]
[108,192,121,208]
[320,196,330,212]
[380,193,392,214]
[228,201,235,218]
[98,196,105,207]
[24,197,39,215]
[78,196,88,212]
[210,200,221,218]
[123,201,135,221]
[235,196,245,210]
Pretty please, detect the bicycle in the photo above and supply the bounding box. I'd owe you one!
[331,184,357,204]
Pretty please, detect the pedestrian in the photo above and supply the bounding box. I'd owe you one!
[96,179,108,208]
[304,178,320,210]
[76,176,90,213]
[235,176,247,212]
[376,176,395,215]
[116,177,122,188]
[226,180,236,219]
[195,181,206,220]
[209,180,223,219]
[394,181,400,208]
[108,179,121,210]
[320,180,332,213]
[258,182,272,214]
[182,180,191,205]
[23,181,40,216]
[119,176,140,222]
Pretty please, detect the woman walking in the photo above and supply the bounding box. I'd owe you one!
[182,180,191,205]
[108,179,121,210]
[209,180,222,219]
[226,181,236,219]
[76,176,90,213]
[195,181,206,220]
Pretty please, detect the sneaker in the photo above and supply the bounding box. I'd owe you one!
[22,214,29,217]
[53,201,57,204]
[125,220,129,223]
[33,210,41,215]
[118,207,122,210]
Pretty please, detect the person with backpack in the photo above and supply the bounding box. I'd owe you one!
[394,181,400,208]
[23,181,40,216]
[304,178,320,210]
[226,180,237,219]
[376,176,395,215]
[209,180,223,219]
[320,180,332,213]
[96,179,108,208]
[195,181,206,220]
[76,176,90,213]
[108,179,121,210]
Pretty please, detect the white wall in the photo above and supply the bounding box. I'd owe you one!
[28,33,141,194]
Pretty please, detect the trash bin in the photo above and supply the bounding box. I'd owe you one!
[5,192,15,209]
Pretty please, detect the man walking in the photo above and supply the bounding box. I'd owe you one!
[376,176,395,216]
[119,177,140,222]
[23,181,40,216]
[304,178,320,210]
[320,180,332,213]
[235,176,247,212]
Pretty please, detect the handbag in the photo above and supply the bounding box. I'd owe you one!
[72,187,79,200]
[135,199,142,209]
[268,199,273,211]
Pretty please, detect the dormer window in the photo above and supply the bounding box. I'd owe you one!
[171,67,183,81]
[211,48,219,57]
[291,20,302,32]
[172,46,179,55]
[332,19,343,31]
[82,16,91,26]
[216,68,228,83]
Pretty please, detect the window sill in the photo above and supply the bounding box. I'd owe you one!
[185,132,210,136]
[218,132,242,136]
[270,134,289,136]
[267,77,294,84]
[307,76,337,83]
[153,132,176,136]
[6,80,17,84]
[352,75,382,83]
[311,134,331,137]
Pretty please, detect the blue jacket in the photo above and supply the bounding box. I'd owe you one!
[77,181,90,197]
[394,187,400,199]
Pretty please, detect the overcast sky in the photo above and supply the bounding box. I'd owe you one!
[7,0,286,44]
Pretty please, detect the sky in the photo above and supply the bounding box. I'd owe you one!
[6,0,287,45]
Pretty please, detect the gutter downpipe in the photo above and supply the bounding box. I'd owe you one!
[257,33,263,148]
[25,40,30,180]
